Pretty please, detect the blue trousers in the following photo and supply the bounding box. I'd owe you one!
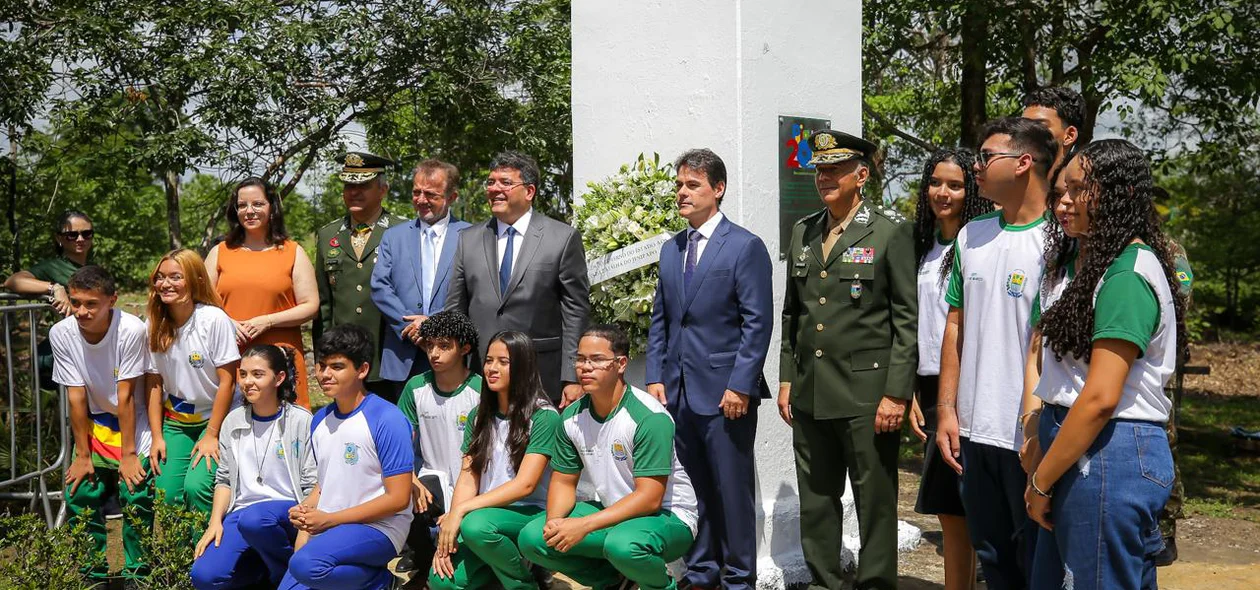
[191,500,298,589]
[279,523,397,590]
[959,438,1037,590]
[1030,406,1173,590]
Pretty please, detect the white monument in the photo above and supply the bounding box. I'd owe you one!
[572,1,920,588]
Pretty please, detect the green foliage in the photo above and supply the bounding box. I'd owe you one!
[133,493,204,590]
[573,154,684,356]
[0,512,104,589]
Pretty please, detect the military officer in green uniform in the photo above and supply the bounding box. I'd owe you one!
[777,130,917,590]
[314,151,408,401]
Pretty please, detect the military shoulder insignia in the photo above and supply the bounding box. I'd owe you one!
[345,153,364,167]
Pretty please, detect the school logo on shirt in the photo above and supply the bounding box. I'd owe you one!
[457,413,469,431]
[276,441,286,459]
[967,272,984,283]
[113,367,119,378]
[343,443,361,465]
[611,440,629,462]
[188,352,205,369]
[1006,269,1027,298]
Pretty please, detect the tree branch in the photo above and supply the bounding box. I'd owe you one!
[862,99,938,154]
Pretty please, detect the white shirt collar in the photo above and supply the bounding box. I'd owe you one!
[497,208,533,238]
[690,211,725,240]
[420,211,451,238]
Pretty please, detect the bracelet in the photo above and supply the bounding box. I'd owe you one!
[1030,472,1053,498]
[936,403,956,408]
[1019,409,1042,422]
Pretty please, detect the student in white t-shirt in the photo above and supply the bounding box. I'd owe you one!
[49,265,154,584]
[428,330,559,590]
[279,324,414,590]
[395,310,483,575]
[1022,141,1186,589]
[909,148,993,590]
[192,344,316,589]
[520,324,698,590]
[936,117,1057,588]
[145,248,241,513]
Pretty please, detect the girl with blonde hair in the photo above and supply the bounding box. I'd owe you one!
[145,248,242,511]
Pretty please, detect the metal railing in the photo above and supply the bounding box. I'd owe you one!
[0,293,69,527]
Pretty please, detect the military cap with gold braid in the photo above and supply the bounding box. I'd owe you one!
[808,129,878,166]
[338,151,396,184]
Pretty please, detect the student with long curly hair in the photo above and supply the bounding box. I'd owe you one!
[909,148,992,590]
[192,344,317,589]
[145,248,241,512]
[429,330,560,590]
[1023,140,1186,589]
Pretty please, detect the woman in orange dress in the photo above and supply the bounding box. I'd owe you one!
[206,178,319,408]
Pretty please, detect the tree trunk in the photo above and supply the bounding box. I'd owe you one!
[959,0,990,149]
[163,170,182,250]
[1018,7,1040,95]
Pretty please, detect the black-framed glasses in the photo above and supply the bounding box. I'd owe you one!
[574,356,624,369]
[60,230,95,240]
[977,151,1027,169]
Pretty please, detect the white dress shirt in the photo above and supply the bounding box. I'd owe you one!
[496,208,533,273]
[688,211,725,267]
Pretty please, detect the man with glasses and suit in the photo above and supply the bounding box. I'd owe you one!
[371,159,473,401]
[444,151,591,406]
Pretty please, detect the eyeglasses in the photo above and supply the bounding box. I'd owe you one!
[977,151,1029,169]
[153,273,185,285]
[484,179,530,190]
[574,356,624,369]
[60,230,94,240]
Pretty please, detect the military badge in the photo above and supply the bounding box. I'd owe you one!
[345,153,365,167]
[850,280,863,299]
[329,236,340,248]
[815,133,837,150]
[854,208,870,224]
[328,248,341,258]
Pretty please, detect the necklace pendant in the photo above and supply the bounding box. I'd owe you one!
[256,475,264,484]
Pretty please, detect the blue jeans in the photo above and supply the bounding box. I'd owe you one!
[191,500,299,589]
[279,523,397,590]
[1030,405,1173,590]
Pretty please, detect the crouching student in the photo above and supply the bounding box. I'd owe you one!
[191,344,316,589]
[428,330,560,590]
[280,324,415,590]
[395,310,483,574]
[50,265,155,584]
[519,324,698,590]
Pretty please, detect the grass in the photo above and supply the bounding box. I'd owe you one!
[1177,391,1260,519]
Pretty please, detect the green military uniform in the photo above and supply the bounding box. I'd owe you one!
[313,151,408,386]
[1158,246,1194,557]
[780,131,917,590]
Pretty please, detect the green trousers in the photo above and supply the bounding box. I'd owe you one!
[793,411,900,590]
[67,456,155,580]
[427,504,541,590]
[154,419,216,512]
[518,502,694,590]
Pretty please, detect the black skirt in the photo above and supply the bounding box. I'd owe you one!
[913,374,967,516]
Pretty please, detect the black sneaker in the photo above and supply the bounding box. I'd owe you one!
[1154,536,1179,567]
[395,550,419,575]
[531,564,555,589]
[103,493,123,520]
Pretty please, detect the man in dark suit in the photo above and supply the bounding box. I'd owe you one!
[371,159,472,400]
[646,148,774,590]
[444,151,591,405]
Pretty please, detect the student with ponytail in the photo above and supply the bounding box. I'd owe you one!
[145,248,242,512]
[191,344,317,590]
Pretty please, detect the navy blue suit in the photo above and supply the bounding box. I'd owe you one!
[646,214,773,590]
[370,214,471,382]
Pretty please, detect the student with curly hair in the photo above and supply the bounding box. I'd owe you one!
[1023,140,1186,589]
[909,148,993,590]
[192,344,317,589]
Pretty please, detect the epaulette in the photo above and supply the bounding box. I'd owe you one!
[875,206,909,224]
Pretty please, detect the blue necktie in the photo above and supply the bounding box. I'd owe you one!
[499,226,516,295]
[684,230,701,291]
[420,227,435,311]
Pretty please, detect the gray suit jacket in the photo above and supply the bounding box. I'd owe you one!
[444,212,591,400]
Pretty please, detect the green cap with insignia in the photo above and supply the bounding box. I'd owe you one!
[808,130,878,166]
[338,151,395,184]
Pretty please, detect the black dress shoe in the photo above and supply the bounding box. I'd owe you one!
[531,564,555,589]
[1154,536,1179,567]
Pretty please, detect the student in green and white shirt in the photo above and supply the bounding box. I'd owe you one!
[427,330,560,590]
[519,324,697,590]
[1021,141,1187,588]
[396,311,483,574]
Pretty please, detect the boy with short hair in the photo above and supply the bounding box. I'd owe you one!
[519,324,697,590]
[280,324,414,590]
[49,265,154,584]
[395,310,482,572]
